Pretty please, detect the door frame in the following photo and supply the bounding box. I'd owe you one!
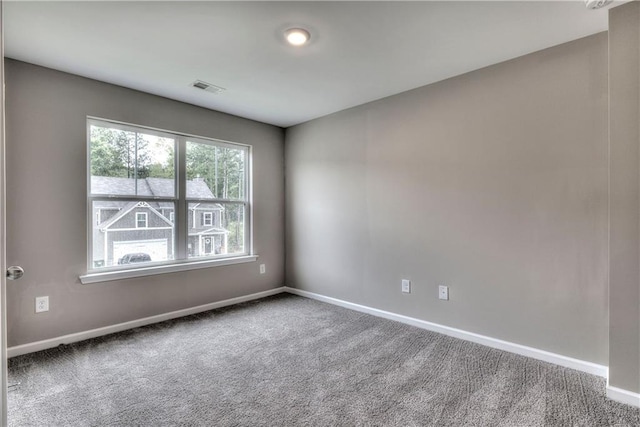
[0,0,9,424]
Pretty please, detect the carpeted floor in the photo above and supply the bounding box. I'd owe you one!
[7,293,640,426]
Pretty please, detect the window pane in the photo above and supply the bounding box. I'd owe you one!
[91,201,175,268]
[90,123,175,197]
[186,141,246,200]
[187,202,245,258]
[88,118,251,272]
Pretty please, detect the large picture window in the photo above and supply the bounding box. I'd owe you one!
[87,118,250,272]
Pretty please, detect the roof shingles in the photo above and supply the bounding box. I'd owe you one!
[91,176,214,199]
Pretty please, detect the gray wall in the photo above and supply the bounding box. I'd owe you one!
[4,60,285,347]
[286,33,609,364]
[609,1,640,394]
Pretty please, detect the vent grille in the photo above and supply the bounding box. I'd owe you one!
[191,80,226,94]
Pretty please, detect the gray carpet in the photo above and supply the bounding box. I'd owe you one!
[7,294,640,426]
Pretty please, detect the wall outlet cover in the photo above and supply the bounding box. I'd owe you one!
[35,296,49,313]
[402,279,411,293]
[439,285,449,301]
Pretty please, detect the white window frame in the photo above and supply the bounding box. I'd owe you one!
[203,212,213,227]
[136,212,148,228]
[81,117,255,284]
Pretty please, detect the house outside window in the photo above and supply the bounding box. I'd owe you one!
[87,118,251,271]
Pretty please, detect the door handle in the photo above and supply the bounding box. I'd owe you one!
[6,266,24,280]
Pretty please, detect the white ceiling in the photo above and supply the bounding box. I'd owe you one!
[4,1,613,128]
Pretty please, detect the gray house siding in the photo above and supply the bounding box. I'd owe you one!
[91,178,229,267]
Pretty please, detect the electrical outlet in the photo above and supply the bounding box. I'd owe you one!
[35,296,49,313]
[259,264,266,274]
[439,285,449,301]
[401,279,411,293]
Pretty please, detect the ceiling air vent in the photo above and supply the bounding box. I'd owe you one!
[190,80,226,95]
[584,0,612,9]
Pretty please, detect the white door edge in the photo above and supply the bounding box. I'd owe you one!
[0,0,9,424]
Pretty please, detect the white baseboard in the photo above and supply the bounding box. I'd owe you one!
[7,287,286,358]
[10,283,640,408]
[607,384,640,408]
[6,285,609,381]
[283,287,608,378]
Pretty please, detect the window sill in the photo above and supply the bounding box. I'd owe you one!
[79,255,258,284]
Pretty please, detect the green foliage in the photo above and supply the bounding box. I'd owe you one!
[223,203,245,253]
[147,146,175,179]
[186,142,245,200]
[90,136,126,177]
[90,126,135,177]
[90,125,173,179]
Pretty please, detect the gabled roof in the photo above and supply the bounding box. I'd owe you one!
[192,227,228,236]
[185,179,215,199]
[145,178,174,198]
[91,176,215,199]
[189,202,224,211]
[99,201,173,230]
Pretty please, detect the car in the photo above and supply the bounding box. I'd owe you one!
[117,253,152,265]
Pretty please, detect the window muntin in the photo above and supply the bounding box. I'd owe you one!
[203,212,213,227]
[89,123,176,198]
[90,201,176,269]
[186,140,246,201]
[88,118,251,272]
[136,212,148,228]
[187,202,246,259]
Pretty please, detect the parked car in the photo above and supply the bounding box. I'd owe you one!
[118,253,152,265]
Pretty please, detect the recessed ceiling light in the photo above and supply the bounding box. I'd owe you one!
[285,28,310,46]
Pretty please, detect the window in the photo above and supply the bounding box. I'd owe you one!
[136,212,148,228]
[87,118,251,273]
[186,138,247,259]
[203,212,213,227]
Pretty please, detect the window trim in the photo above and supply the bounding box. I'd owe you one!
[85,117,253,279]
[136,212,148,228]
[80,255,258,284]
[202,212,213,227]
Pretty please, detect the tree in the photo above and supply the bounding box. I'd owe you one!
[146,142,175,179]
[90,136,126,177]
[135,132,152,179]
[90,125,155,179]
[186,142,245,199]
